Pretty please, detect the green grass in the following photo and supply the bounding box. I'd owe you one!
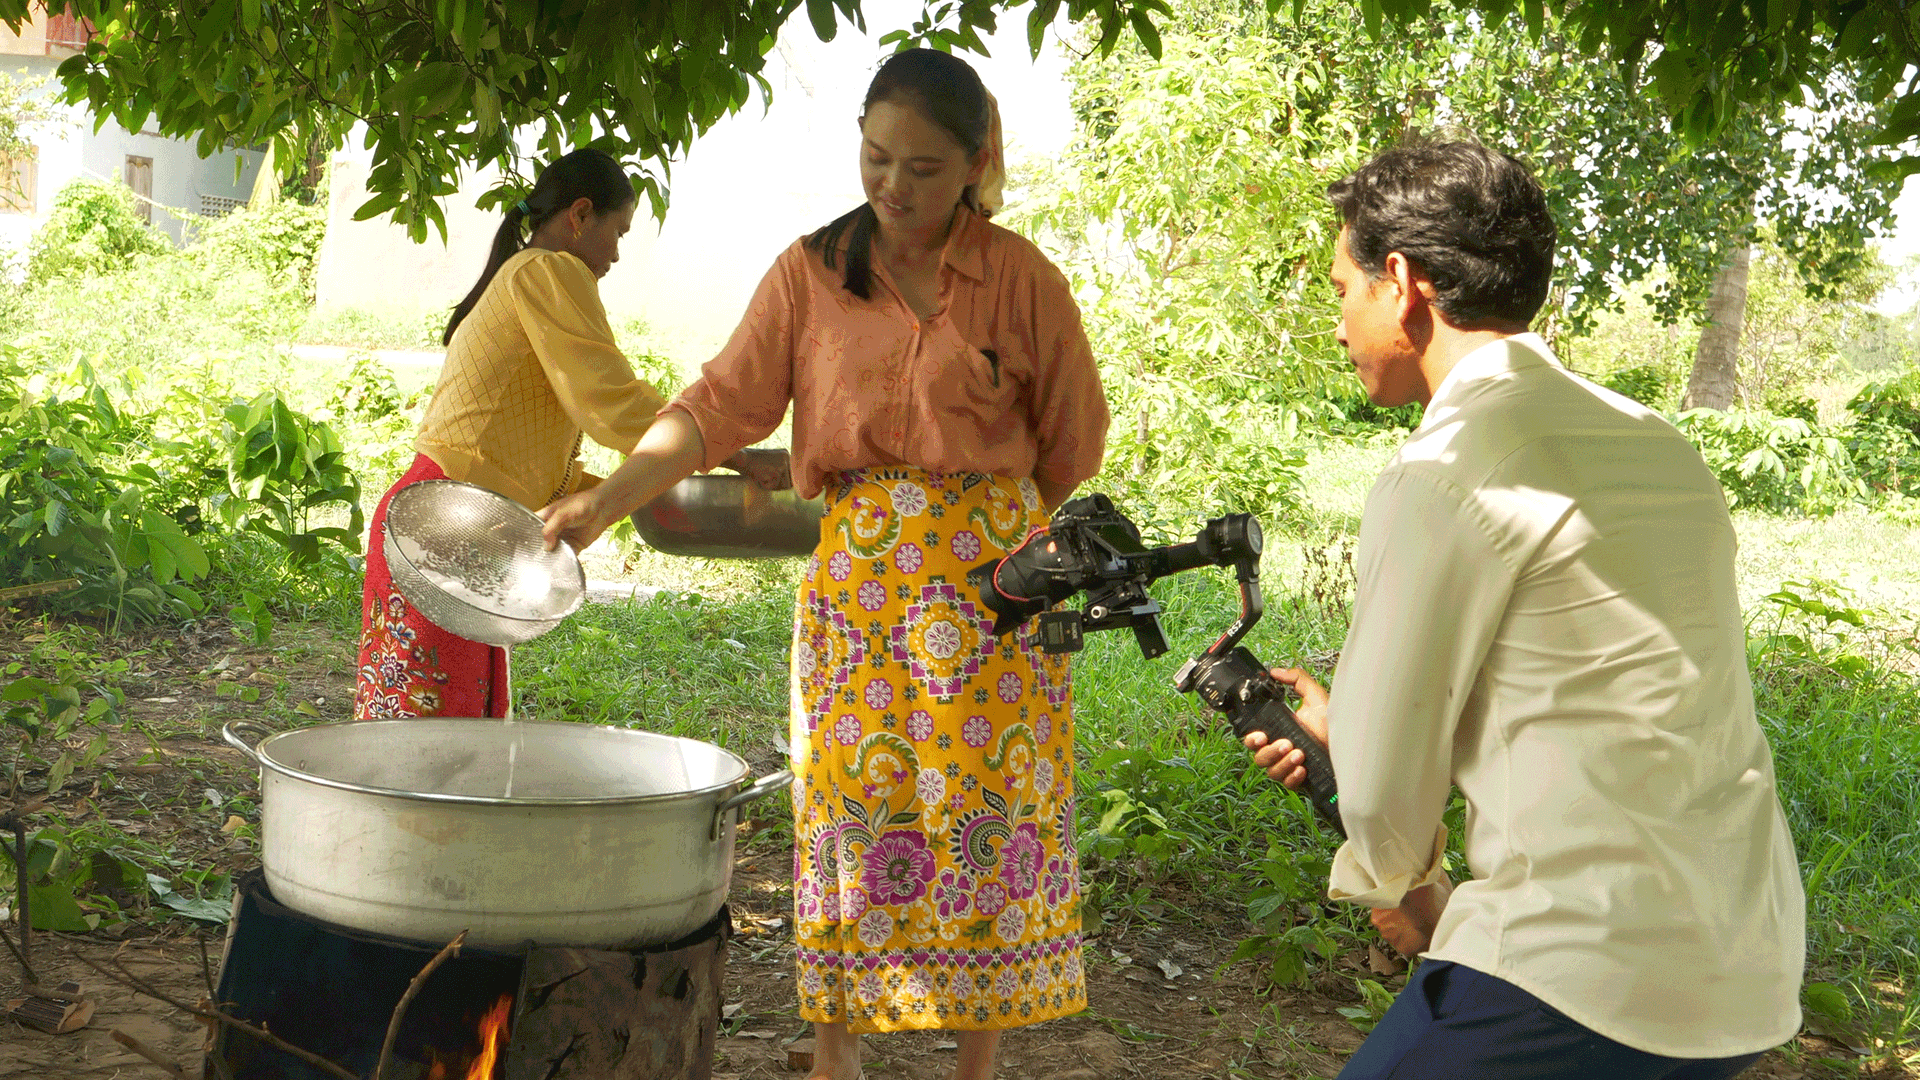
[501,441,1920,1067]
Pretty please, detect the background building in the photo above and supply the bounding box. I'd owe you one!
[0,4,262,255]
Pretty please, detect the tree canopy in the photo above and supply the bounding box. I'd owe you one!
[0,0,1169,238]
[1397,0,1920,174]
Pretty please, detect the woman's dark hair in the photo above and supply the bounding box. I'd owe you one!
[806,48,993,299]
[1326,137,1558,327]
[443,148,636,345]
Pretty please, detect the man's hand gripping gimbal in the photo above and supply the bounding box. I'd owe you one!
[965,495,1344,836]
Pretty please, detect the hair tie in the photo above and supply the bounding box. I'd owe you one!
[515,199,532,216]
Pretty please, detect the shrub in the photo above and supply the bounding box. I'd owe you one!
[1674,407,1867,515]
[25,180,172,284]
[1845,369,1920,497]
[0,351,211,625]
[1598,363,1680,411]
[189,198,328,300]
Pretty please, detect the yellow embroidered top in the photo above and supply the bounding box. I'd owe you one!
[414,248,664,510]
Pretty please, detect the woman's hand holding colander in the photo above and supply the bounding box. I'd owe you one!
[540,410,707,551]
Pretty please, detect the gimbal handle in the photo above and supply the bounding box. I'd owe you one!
[1174,553,1346,836]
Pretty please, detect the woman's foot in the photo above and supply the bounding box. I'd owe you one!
[951,1029,1001,1080]
[805,1021,862,1080]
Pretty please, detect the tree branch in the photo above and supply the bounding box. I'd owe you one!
[373,930,467,1080]
[68,952,359,1080]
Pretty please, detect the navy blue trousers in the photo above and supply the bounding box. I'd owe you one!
[1337,961,1766,1080]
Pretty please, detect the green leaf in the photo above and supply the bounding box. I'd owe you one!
[46,750,74,794]
[28,880,90,932]
[805,0,838,42]
[1129,10,1162,59]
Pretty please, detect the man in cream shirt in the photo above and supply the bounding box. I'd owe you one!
[1246,140,1805,1077]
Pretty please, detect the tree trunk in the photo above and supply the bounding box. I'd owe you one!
[1681,244,1751,411]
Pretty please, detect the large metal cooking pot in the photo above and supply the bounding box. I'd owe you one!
[223,718,791,950]
[631,474,825,559]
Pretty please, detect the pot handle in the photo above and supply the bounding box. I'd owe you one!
[221,720,277,767]
[711,770,794,841]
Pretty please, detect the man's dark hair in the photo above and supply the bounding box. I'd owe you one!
[1326,138,1558,326]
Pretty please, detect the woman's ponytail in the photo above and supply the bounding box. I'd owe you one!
[445,204,532,345]
[442,149,637,346]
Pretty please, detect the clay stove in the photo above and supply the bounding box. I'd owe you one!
[208,871,730,1080]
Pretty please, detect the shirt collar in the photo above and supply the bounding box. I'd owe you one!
[1421,332,1557,423]
[939,203,988,284]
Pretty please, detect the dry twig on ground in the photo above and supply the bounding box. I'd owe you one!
[110,1027,190,1079]
[69,950,359,1080]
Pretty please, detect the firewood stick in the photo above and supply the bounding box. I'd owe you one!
[373,929,468,1080]
[68,952,358,1080]
[110,1028,189,1079]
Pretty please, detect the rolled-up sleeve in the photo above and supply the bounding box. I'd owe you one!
[666,249,799,471]
[512,252,664,455]
[1024,261,1109,489]
[1327,467,1515,908]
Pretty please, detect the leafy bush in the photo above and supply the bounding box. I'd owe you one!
[1326,386,1424,432]
[0,352,212,625]
[1845,369,1920,497]
[1598,363,1680,410]
[25,180,172,284]
[1,346,366,628]
[1674,407,1866,515]
[221,389,364,566]
[190,198,328,300]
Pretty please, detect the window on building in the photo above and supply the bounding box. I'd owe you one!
[44,13,95,53]
[0,149,34,214]
[124,155,152,224]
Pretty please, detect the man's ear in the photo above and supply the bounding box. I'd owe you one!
[1383,250,1434,323]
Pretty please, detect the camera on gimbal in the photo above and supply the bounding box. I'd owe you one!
[965,495,1345,835]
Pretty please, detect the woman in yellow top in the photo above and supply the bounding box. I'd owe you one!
[356,148,751,721]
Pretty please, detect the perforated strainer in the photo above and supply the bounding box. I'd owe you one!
[382,480,586,646]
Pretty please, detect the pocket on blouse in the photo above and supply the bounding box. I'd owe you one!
[923,341,1015,423]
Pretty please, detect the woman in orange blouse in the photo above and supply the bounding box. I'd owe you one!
[541,52,1110,1080]
[356,149,759,721]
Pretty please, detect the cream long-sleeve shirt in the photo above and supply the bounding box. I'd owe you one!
[1326,333,1804,1058]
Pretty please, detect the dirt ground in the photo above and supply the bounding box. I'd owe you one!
[0,620,1905,1079]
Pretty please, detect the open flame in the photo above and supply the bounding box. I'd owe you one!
[425,993,512,1080]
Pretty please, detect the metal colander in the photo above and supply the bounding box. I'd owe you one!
[382,480,586,646]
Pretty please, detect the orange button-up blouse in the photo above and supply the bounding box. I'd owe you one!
[664,206,1110,499]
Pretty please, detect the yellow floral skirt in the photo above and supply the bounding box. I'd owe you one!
[790,467,1085,1033]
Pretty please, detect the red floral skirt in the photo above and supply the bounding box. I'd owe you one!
[353,454,511,720]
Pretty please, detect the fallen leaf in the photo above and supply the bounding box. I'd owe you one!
[219,816,246,834]
[1367,943,1402,976]
[1157,958,1183,980]
[933,1041,958,1050]
[722,1003,745,1019]
[737,1029,774,1039]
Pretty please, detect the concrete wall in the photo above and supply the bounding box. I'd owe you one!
[313,0,1075,364]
